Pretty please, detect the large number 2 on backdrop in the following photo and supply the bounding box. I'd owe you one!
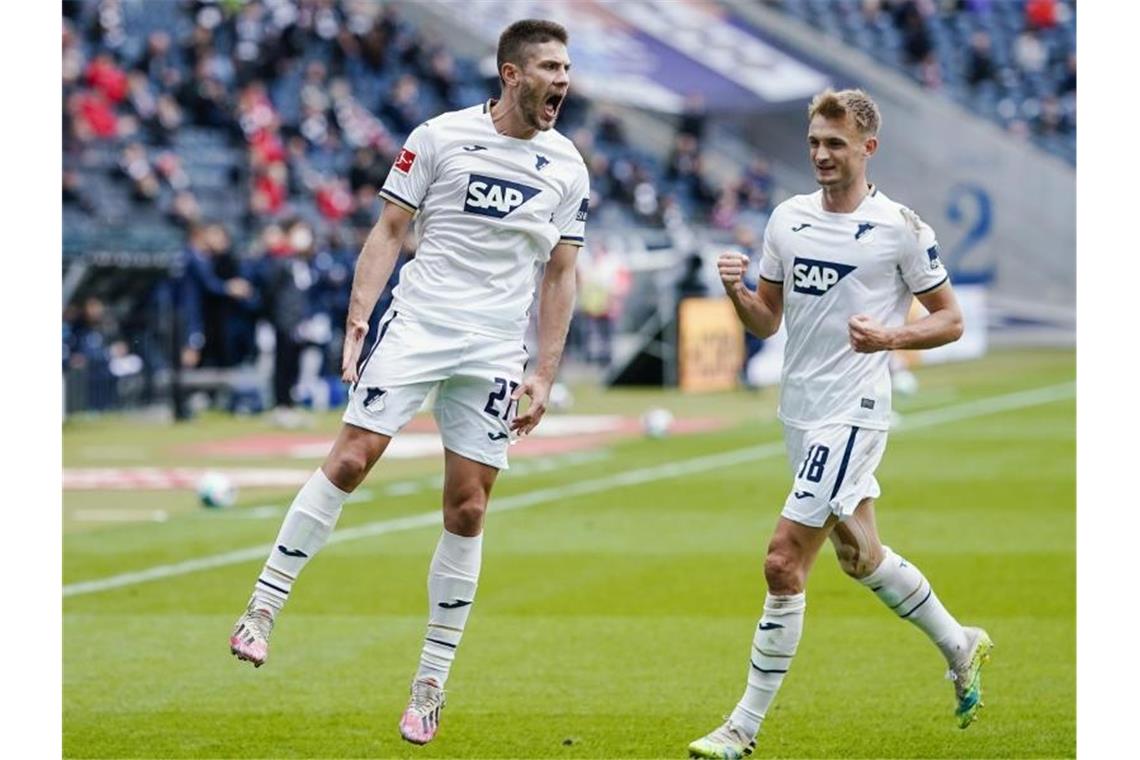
[943,183,995,284]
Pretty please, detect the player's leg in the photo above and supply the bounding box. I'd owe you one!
[232,310,437,667]
[832,498,993,727]
[400,448,499,745]
[230,424,390,666]
[691,516,834,758]
[399,344,518,745]
[692,423,856,758]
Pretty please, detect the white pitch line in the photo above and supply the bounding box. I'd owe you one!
[62,381,1074,598]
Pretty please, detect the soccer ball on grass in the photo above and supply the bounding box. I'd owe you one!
[197,471,237,508]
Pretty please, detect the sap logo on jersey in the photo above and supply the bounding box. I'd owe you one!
[792,257,857,296]
[464,174,541,218]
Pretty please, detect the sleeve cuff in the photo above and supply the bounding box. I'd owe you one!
[912,274,949,295]
[378,188,418,213]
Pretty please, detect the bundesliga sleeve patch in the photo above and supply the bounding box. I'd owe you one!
[575,197,589,222]
[393,147,417,175]
[926,244,943,270]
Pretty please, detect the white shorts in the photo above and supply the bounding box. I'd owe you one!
[342,310,528,470]
[780,423,887,528]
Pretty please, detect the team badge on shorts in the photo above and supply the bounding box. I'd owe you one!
[363,387,387,413]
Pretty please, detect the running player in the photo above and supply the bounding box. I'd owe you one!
[229,19,588,747]
[688,89,992,759]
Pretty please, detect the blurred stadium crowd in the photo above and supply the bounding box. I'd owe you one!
[62,0,783,416]
[768,0,1076,162]
[62,0,1074,416]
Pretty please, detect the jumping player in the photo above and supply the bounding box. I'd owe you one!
[229,19,588,747]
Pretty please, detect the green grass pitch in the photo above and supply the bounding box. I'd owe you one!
[63,349,1075,758]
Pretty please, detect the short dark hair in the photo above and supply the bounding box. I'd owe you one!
[496,19,568,84]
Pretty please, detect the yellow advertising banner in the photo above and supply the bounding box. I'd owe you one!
[678,297,744,392]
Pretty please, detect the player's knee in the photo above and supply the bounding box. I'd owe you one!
[445,486,488,535]
[324,448,372,492]
[764,549,804,594]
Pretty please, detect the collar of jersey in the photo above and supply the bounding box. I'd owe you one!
[483,98,544,144]
[813,183,878,217]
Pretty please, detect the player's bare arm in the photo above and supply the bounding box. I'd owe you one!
[511,241,578,435]
[340,201,415,384]
[718,251,783,338]
[848,282,963,353]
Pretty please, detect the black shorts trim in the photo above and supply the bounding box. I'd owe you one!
[829,426,860,500]
[354,310,398,387]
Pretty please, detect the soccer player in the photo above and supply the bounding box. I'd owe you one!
[688,89,992,759]
[229,19,588,747]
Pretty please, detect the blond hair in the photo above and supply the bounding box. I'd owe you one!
[807,88,881,136]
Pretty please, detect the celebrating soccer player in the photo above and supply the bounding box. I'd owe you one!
[688,89,992,759]
[229,19,588,747]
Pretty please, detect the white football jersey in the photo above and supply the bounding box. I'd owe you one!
[757,186,949,430]
[379,100,590,340]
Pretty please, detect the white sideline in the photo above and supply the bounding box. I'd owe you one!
[62,381,1074,598]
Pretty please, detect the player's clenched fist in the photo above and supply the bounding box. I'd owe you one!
[717,251,749,293]
[848,313,895,353]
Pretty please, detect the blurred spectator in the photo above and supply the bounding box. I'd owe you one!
[86,52,129,103]
[119,142,161,203]
[1014,28,1048,74]
[135,31,178,86]
[316,178,354,222]
[154,151,190,193]
[176,222,256,369]
[204,223,260,367]
[900,10,933,67]
[62,20,86,88]
[381,73,425,135]
[251,161,289,216]
[349,147,388,195]
[179,60,231,129]
[1026,0,1059,30]
[710,188,741,231]
[1057,53,1076,98]
[63,297,138,411]
[575,245,630,366]
[423,48,459,108]
[255,219,321,419]
[677,93,708,141]
[68,90,119,142]
[63,170,97,215]
[166,190,202,230]
[965,31,995,87]
[1034,94,1070,136]
[595,113,627,147]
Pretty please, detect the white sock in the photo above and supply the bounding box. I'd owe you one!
[250,468,349,615]
[729,592,806,739]
[859,546,969,665]
[415,529,483,688]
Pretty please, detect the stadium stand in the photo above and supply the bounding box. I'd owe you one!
[765,0,1076,163]
[62,0,784,414]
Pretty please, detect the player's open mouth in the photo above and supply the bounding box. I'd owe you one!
[543,94,563,120]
